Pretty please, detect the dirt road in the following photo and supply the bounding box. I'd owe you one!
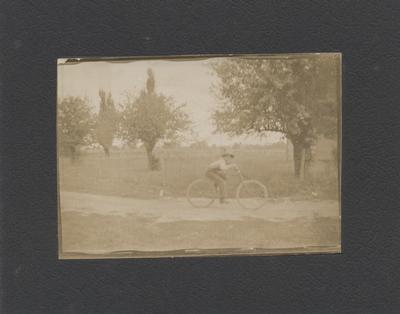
[59,191,341,257]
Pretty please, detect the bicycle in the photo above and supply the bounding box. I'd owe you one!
[186,169,268,209]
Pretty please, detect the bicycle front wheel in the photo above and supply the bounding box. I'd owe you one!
[236,180,268,209]
[186,179,216,208]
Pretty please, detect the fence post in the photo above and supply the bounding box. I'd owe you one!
[160,150,166,197]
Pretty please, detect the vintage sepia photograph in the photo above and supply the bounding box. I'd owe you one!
[57,53,341,259]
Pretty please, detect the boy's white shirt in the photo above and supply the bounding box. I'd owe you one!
[208,158,236,171]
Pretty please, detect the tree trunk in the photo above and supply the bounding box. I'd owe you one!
[292,141,303,178]
[144,142,158,171]
[303,146,312,180]
[286,138,289,161]
[102,145,110,157]
[146,147,154,170]
[69,145,76,163]
[299,148,305,179]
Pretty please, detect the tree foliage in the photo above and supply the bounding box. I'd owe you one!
[95,89,118,156]
[57,96,94,160]
[212,54,340,177]
[212,55,339,137]
[120,68,191,170]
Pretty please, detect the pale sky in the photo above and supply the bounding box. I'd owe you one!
[57,58,281,146]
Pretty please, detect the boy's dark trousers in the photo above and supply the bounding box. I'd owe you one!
[206,169,226,202]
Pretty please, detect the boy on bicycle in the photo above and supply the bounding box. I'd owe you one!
[206,151,239,204]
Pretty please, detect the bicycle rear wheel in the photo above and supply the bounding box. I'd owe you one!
[186,179,216,208]
[236,180,268,209]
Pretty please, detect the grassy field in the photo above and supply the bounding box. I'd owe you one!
[59,147,339,200]
[59,148,340,256]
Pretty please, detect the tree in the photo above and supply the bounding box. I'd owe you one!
[96,89,118,156]
[57,96,94,161]
[120,68,191,170]
[212,54,339,177]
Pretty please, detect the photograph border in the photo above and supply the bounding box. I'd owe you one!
[57,52,342,260]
